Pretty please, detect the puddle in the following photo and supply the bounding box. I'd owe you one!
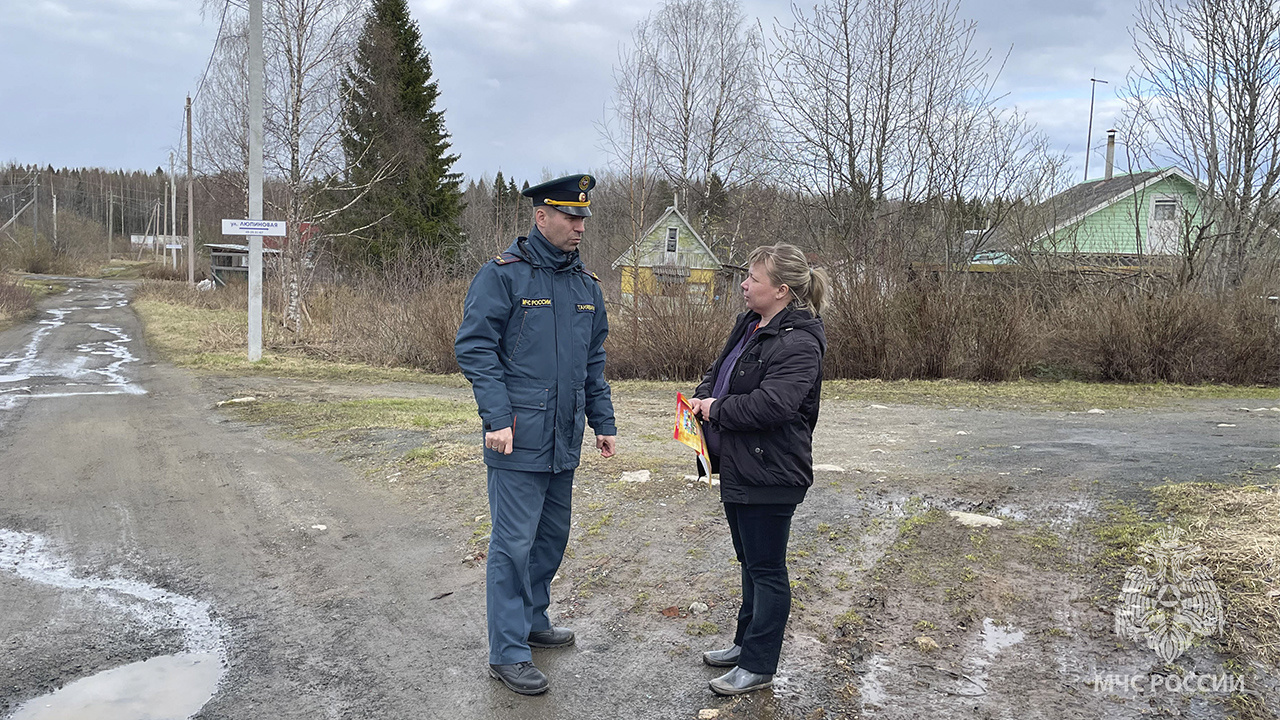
[0,290,144,399]
[8,653,223,720]
[961,617,1026,691]
[0,529,228,719]
[995,496,1095,527]
[858,654,892,707]
[980,617,1024,655]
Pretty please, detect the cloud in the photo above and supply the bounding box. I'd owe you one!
[1,0,1150,186]
[0,0,215,169]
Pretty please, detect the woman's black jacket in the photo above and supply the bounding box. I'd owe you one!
[695,306,826,505]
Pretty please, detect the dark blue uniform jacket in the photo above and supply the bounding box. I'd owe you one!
[455,227,616,473]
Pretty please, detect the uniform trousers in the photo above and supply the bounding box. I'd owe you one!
[724,501,796,675]
[486,466,574,665]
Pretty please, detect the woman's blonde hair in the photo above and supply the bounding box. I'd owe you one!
[748,244,828,316]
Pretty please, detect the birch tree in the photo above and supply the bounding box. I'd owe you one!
[196,0,380,332]
[764,0,1063,275]
[1122,0,1280,287]
[604,0,768,263]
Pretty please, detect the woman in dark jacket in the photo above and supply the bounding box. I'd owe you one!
[689,243,828,696]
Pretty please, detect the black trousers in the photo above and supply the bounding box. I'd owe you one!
[724,501,796,675]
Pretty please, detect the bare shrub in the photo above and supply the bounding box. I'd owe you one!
[140,263,190,282]
[822,282,890,380]
[320,263,467,373]
[823,278,1037,381]
[0,278,35,320]
[606,292,739,381]
[962,286,1039,382]
[132,262,1279,386]
[1224,291,1280,386]
[1056,291,1206,383]
[1047,285,1280,385]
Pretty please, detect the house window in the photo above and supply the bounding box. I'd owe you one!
[666,227,678,254]
[1152,199,1179,222]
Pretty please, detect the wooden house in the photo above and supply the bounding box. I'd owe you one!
[611,206,724,303]
[1026,167,1203,262]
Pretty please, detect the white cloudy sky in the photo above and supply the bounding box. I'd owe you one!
[0,0,1138,184]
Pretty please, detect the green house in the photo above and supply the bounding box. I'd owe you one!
[611,206,723,302]
[1030,167,1203,259]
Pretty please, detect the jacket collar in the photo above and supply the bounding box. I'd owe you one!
[507,226,581,271]
[743,306,827,350]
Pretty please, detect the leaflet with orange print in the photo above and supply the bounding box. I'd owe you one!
[674,392,712,485]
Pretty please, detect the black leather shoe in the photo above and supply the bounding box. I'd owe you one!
[709,666,773,696]
[488,662,549,695]
[702,644,742,667]
[527,626,575,648]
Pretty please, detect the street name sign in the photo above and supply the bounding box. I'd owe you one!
[222,219,286,237]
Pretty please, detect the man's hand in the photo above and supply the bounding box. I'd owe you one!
[484,427,514,455]
[596,435,616,458]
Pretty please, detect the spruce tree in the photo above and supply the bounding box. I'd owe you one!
[339,0,463,265]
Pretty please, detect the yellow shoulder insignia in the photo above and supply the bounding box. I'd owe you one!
[493,253,523,265]
[580,267,601,282]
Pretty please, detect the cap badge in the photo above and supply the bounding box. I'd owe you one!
[579,192,587,202]
[578,176,591,191]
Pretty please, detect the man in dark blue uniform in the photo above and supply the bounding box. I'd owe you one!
[454,174,617,695]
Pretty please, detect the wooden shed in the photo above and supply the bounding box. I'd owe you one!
[611,206,723,303]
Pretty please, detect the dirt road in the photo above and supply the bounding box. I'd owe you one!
[1,279,1277,719]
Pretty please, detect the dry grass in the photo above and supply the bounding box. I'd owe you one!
[226,397,474,438]
[1153,482,1280,666]
[0,277,35,331]
[823,378,1276,409]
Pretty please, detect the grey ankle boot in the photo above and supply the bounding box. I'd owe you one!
[702,644,742,667]
[709,666,773,695]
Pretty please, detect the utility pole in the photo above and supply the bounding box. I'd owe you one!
[1084,77,1108,182]
[186,95,195,285]
[107,192,113,262]
[248,0,265,361]
[52,193,57,250]
[170,151,177,268]
[159,174,167,260]
[32,171,38,247]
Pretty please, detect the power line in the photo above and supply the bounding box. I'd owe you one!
[194,0,235,105]
[174,0,236,162]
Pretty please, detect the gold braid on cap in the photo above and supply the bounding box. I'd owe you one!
[543,198,590,207]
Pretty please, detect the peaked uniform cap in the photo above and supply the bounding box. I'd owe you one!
[523,174,595,217]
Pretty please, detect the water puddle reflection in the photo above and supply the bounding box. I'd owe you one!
[9,653,223,720]
[0,530,228,720]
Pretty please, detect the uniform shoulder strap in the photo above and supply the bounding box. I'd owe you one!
[579,266,601,282]
[492,252,523,265]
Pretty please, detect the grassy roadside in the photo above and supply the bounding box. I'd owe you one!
[230,397,474,439]
[616,376,1276,410]
[821,377,1278,410]
[1151,483,1280,666]
[0,274,68,332]
[133,297,468,386]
